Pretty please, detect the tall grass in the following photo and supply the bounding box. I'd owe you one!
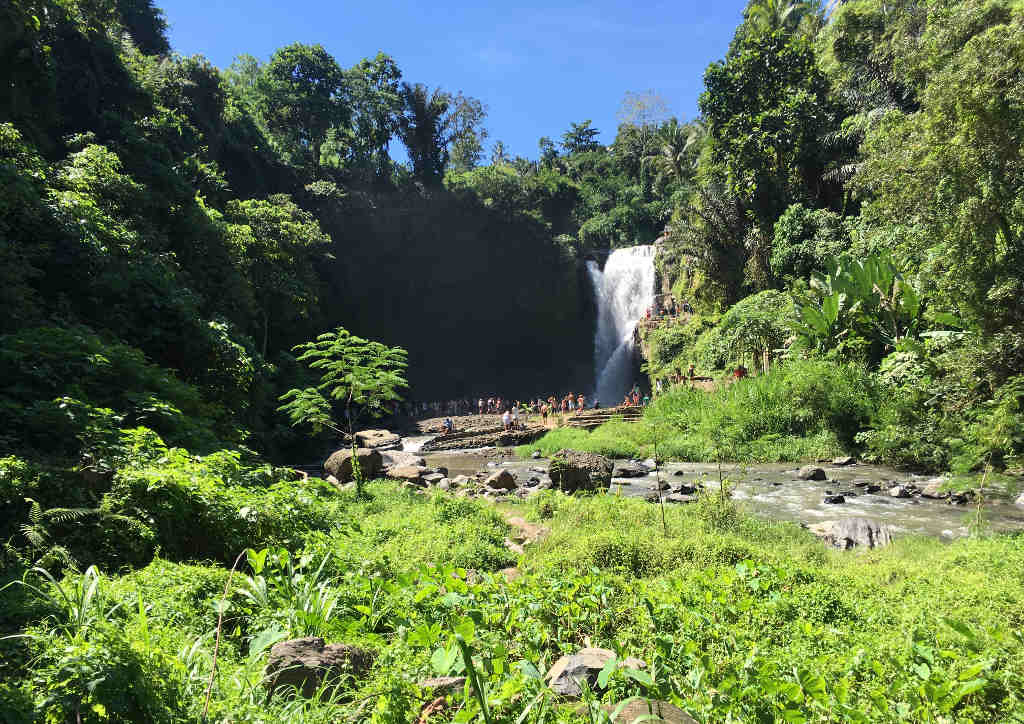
[519,360,876,462]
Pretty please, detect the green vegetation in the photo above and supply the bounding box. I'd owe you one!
[521,360,874,462]
[4,480,1023,722]
[3,0,1024,721]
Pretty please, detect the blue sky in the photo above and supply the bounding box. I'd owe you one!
[161,0,749,161]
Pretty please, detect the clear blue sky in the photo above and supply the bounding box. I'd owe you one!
[161,0,748,161]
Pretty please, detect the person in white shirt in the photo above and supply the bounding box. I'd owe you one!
[502,409,512,431]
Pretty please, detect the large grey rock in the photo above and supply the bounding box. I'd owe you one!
[265,636,373,699]
[1016,493,1024,508]
[808,518,895,550]
[389,465,428,482]
[549,450,613,493]
[323,448,383,484]
[449,475,471,488]
[422,472,446,485]
[485,470,517,490]
[602,699,697,724]
[833,456,855,466]
[920,477,948,499]
[354,429,401,450]
[379,450,426,472]
[545,648,644,699]
[614,462,648,478]
[798,465,827,481]
[823,494,846,504]
[888,485,913,499]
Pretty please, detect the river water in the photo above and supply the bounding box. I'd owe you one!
[420,447,1024,540]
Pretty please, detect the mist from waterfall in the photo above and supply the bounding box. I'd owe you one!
[586,245,656,407]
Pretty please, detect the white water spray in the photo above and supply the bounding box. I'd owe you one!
[587,245,656,406]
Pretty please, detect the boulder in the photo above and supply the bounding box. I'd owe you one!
[823,494,846,504]
[548,450,613,493]
[614,462,648,478]
[601,699,697,724]
[1016,493,1024,508]
[808,518,894,550]
[665,493,698,504]
[545,648,644,699]
[379,450,426,472]
[798,465,827,481]
[642,458,657,470]
[265,636,373,699]
[389,465,428,482]
[888,485,913,499]
[674,483,699,495]
[437,478,452,491]
[833,456,855,466]
[949,490,975,505]
[920,477,948,499]
[323,448,383,484]
[649,481,671,492]
[531,450,542,459]
[865,484,882,494]
[422,472,446,485]
[449,475,471,488]
[484,470,517,490]
[354,429,401,450]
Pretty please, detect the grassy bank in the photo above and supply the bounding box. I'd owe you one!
[3,472,1022,722]
[519,360,875,463]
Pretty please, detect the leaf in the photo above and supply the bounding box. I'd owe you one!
[794,667,826,705]
[597,656,617,689]
[516,660,543,681]
[624,668,653,687]
[942,617,976,641]
[781,708,807,723]
[912,663,931,681]
[248,627,287,658]
[431,645,458,675]
[454,617,475,644]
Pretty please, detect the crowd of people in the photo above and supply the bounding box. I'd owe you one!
[643,295,694,323]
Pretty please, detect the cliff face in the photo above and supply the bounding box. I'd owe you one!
[314,190,596,399]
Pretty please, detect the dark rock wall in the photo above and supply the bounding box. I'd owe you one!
[313,190,595,400]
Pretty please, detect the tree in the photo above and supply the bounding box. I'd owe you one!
[225,195,332,357]
[490,140,509,166]
[397,83,488,184]
[538,136,559,168]
[561,120,601,154]
[700,27,837,229]
[258,43,347,175]
[744,0,818,35]
[856,3,1024,336]
[329,53,403,184]
[278,328,408,496]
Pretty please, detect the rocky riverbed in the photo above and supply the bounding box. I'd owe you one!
[414,447,1024,541]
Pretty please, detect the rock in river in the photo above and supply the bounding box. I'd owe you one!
[808,518,894,550]
[798,465,827,481]
[823,494,846,504]
[613,462,648,478]
[484,470,517,490]
[323,448,383,484]
[548,450,613,493]
[354,429,401,450]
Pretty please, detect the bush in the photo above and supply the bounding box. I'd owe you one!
[521,359,876,463]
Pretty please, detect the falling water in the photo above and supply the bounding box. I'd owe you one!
[586,245,656,407]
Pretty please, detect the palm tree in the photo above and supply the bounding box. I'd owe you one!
[745,0,819,34]
[643,119,705,187]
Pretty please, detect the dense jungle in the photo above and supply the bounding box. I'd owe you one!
[2,0,1023,721]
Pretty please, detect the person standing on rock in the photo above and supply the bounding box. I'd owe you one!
[502,409,512,431]
[541,402,549,425]
[511,406,520,430]
[576,393,584,413]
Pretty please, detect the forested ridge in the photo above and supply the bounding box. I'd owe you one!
[2,0,1024,721]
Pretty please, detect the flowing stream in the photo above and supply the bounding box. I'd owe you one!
[587,245,656,406]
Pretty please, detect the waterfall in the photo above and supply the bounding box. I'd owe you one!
[586,245,656,407]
